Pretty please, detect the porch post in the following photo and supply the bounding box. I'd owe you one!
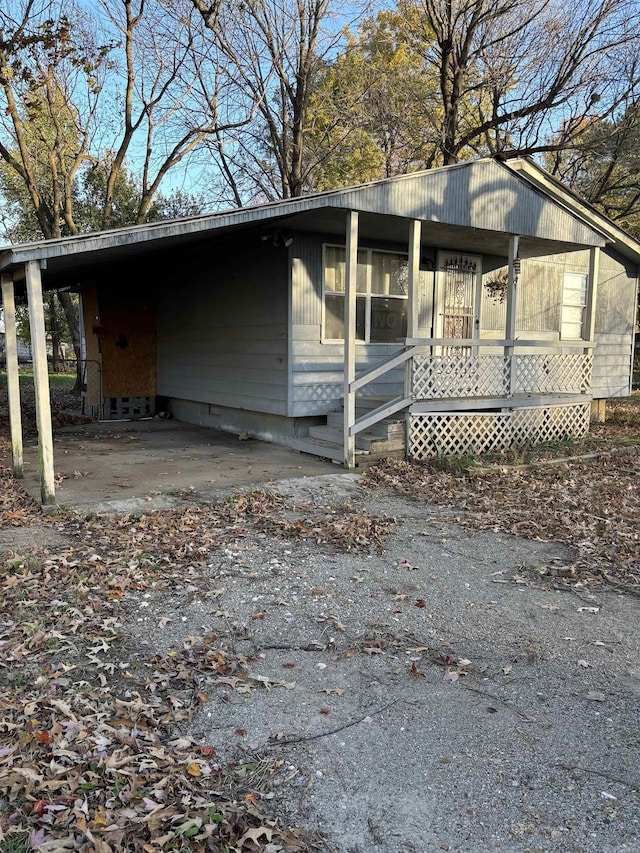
[1,274,24,478]
[584,247,600,345]
[407,220,421,340]
[405,221,421,448]
[343,210,359,469]
[25,260,56,506]
[505,235,520,395]
[586,246,600,419]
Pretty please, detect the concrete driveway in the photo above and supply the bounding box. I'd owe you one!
[12,419,336,512]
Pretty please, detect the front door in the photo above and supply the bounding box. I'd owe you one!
[435,252,482,355]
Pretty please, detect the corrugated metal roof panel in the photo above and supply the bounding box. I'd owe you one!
[2,158,638,274]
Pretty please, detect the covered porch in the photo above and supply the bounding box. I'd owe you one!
[296,210,601,467]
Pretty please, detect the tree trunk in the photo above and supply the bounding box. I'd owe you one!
[56,291,82,394]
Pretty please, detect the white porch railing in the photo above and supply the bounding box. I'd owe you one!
[347,339,594,443]
[413,352,593,399]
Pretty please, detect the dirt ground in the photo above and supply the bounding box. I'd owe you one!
[0,399,639,852]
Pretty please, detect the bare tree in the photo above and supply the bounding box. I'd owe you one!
[191,0,352,201]
[0,0,247,386]
[410,0,640,165]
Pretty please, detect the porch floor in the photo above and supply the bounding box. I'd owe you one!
[6,419,336,513]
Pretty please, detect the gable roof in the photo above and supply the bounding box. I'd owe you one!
[0,158,638,283]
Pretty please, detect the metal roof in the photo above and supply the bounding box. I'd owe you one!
[1,157,638,281]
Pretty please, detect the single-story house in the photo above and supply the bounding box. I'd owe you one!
[1,156,638,504]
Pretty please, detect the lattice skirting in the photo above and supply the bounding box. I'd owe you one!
[408,403,591,459]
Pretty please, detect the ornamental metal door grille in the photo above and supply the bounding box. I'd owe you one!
[409,403,590,459]
[440,254,478,355]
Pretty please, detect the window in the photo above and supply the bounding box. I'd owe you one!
[561,273,587,339]
[323,245,408,342]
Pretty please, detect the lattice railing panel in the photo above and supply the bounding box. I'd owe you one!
[514,354,592,394]
[409,403,591,460]
[413,355,508,399]
[412,352,592,399]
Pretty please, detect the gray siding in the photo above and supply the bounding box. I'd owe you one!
[156,239,288,416]
[334,160,604,247]
[593,250,637,398]
[290,232,431,416]
[481,249,636,398]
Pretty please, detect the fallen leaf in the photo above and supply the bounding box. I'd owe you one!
[586,690,606,702]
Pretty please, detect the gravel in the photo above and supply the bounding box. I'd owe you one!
[116,473,640,853]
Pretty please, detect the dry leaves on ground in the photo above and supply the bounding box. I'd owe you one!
[0,471,390,851]
[363,449,640,595]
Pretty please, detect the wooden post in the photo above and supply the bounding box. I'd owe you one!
[25,260,56,506]
[405,221,421,453]
[584,247,600,346]
[343,210,359,469]
[505,235,520,396]
[1,274,24,478]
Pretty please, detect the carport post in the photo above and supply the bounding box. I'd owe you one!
[1,273,24,478]
[343,210,359,469]
[25,260,56,506]
[505,235,520,396]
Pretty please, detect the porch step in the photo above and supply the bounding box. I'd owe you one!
[289,436,346,463]
[326,410,405,437]
[309,424,405,453]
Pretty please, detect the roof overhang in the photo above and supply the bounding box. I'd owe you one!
[1,157,637,288]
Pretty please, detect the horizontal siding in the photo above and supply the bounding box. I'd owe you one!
[592,332,632,399]
[157,236,288,416]
[290,340,404,416]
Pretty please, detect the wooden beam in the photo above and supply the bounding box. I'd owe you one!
[505,235,520,394]
[343,210,359,469]
[1,274,24,478]
[25,261,56,506]
[407,221,421,340]
[405,221,421,413]
[585,247,600,347]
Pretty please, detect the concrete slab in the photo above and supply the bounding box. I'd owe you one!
[8,419,337,512]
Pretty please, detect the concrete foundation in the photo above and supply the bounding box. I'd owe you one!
[167,397,325,447]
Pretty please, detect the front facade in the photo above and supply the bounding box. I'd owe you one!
[1,157,638,502]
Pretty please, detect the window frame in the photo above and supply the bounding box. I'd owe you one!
[321,243,409,344]
[560,272,588,341]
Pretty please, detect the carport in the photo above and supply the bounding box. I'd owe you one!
[11,418,336,513]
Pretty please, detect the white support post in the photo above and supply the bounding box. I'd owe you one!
[343,210,359,469]
[25,260,56,506]
[585,247,600,347]
[405,221,421,445]
[1,274,24,478]
[505,235,520,396]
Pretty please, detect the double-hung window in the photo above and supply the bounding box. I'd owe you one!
[560,273,587,340]
[323,245,409,342]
